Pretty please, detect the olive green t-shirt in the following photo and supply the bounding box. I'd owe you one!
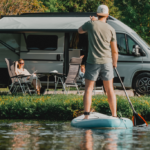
[82,20,116,64]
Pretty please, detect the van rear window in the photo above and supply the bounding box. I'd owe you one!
[26,35,58,50]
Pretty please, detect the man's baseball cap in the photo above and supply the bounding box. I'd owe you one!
[97,5,109,16]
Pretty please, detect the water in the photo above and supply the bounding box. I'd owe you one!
[0,120,149,150]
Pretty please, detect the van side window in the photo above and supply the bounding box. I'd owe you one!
[127,35,137,55]
[116,33,127,55]
[26,35,58,50]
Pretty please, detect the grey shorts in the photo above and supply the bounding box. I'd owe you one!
[84,62,114,81]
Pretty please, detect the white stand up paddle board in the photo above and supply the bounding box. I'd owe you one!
[71,112,133,129]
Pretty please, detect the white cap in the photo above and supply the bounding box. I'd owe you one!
[97,5,109,16]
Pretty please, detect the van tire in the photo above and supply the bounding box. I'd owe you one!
[133,73,150,95]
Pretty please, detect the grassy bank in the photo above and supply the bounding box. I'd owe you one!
[0,94,149,121]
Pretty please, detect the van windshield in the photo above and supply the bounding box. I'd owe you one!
[132,32,150,49]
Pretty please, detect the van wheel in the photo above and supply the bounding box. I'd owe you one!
[133,73,150,95]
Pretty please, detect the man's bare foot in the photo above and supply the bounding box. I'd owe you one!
[83,112,90,119]
[83,115,89,119]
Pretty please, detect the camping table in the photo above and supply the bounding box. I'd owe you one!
[54,73,66,94]
[36,72,65,94]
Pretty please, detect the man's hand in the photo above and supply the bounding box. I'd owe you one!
[78,27,86,34]
[16,61,19,65]
[90,16,97,21]
[80,55,84,59]
[113,61,117,68]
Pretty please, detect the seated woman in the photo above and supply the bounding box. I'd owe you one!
[15,59,41,95]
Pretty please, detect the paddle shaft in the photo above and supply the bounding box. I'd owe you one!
[114,68,136,113]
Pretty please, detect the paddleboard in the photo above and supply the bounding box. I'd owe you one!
[71,112,133,129]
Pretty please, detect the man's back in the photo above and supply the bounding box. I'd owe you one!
[82,20,116,64]
[78,4,118,120]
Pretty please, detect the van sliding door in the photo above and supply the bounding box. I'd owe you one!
[20,32,64,74]
[114,33,142,88]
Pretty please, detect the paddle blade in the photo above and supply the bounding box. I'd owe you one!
[132,113,148,126]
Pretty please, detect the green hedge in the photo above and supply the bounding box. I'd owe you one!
[0,94,150,121]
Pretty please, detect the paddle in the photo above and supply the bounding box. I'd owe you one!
[114,68,148,127]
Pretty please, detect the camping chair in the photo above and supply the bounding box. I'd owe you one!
[93,75,105,95]
[63,57,82,94]
[5,58,36,95]
[77,69,105,95]
[77,76,104,95]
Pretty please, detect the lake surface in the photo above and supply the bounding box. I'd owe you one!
[0,120,149,150]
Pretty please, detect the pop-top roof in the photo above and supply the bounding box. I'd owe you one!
[0,12,114,32]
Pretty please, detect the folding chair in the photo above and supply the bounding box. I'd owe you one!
[5,58,36,95]
[77,67,105,95]
[77,76,103,95]
[63,57,82,94]
[93,75,105,95]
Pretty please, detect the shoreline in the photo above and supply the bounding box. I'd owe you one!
[0,94,149,121]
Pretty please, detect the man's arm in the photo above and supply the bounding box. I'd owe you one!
[110,41,118,68]
[78,26,87,34]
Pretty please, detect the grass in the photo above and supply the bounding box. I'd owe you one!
[0,87,78,92]
[0,93,150,121]
[0,88,9,92]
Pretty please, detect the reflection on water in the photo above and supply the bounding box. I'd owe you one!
[0,120,149,150]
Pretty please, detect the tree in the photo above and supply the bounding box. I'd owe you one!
[0,0,48,16]
[39,0,58,12]
[40,0,121,19]
[83,0,121,19]
[114,0,150,44]
[40,0,87,12]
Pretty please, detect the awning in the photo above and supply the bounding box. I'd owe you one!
[0,17,91,32]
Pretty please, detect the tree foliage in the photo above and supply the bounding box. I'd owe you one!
[39,0,58,12]
[83,0,121,19]
[114,0,150,44]
[0,0,48,16]
[40,0,121,19]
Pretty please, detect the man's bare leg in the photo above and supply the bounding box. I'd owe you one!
[103,79,117,117]
[83,79,95,119]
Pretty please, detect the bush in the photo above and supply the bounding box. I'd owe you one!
[0,94,150,121]
[0,0,47,16]
[114,0,150,45]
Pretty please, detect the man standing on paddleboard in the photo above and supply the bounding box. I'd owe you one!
[78,5,118,119]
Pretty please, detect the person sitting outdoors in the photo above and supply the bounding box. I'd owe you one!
[15,59,41,95]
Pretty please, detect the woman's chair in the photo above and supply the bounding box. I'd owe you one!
[5,58,36,95]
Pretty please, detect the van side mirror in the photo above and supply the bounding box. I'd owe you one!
[132,45,141,57]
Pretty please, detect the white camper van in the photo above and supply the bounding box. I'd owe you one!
[0,12,150,95]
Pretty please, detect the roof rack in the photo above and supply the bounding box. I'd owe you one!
[1,12,115,20]
[20,12,97,17]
